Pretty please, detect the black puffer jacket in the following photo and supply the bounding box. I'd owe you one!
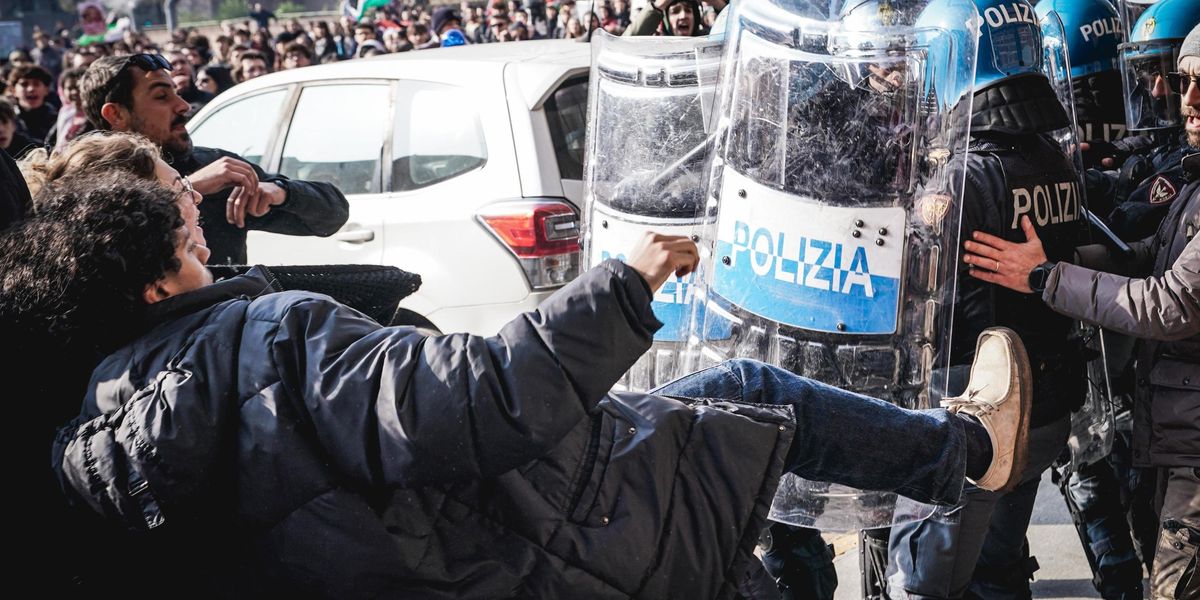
[55,261,794,598]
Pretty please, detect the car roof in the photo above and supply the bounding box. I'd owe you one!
[226,39,592,110]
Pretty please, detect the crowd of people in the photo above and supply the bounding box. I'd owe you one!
[0,0,1197,598]
[0,0,717,160]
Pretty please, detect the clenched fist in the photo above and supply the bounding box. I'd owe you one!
[627,232,700,291]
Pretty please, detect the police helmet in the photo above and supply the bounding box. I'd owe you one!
[1035,0,1122,78]
[1118,0,1200,129]
[966,0,1046,92]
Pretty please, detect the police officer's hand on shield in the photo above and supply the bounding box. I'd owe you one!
[627,232,700,291]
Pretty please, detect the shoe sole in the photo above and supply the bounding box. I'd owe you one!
[987,326,1031,494]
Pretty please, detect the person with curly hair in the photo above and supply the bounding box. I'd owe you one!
[1,172,206,592]
[36,172,1031,596]
[19,131,205,248]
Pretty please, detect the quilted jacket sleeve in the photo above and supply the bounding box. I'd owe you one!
[57,260,660,531]
[270,259,661,488]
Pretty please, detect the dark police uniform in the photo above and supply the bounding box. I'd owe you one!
[1087,131,1190,238]
[886,132,1091,599]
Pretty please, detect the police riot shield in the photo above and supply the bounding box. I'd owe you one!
[1117,0,1158,37]
[581,31,724,391]
[1043,9,1117,469]
[682,0,979,530]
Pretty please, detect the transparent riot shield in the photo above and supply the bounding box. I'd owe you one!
[683,0,979,530]
[1117,0,1160,46]
[1043,10,1117,469]
[581,32,725,392]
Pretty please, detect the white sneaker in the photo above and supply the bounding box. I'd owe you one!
[940,327,1032,493]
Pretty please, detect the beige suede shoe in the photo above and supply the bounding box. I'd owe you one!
[940,327,1032,493]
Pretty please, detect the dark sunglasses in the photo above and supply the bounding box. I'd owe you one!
[97,53,173,104]
[1165,72,1200,95]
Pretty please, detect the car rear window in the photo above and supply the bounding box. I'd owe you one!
[544,75,588,181]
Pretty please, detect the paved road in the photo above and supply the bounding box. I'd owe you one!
[831,472,1107,599]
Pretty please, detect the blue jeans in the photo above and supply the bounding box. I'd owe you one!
[652,359,975,507]
[884,416,1070,600]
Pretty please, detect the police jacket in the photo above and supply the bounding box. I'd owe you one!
[167,146,350,265]
[955,134,1091,428]
[1086,130,1189,239]
[55,261,794,599]
[1043,153,1200,468]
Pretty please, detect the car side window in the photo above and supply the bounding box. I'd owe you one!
[391,81,487,192]
[280,83,389,195]
[189,88,287,166]
[544,75,587,181]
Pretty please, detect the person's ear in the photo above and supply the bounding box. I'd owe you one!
[99,101,130,131]
[142,280,171,305]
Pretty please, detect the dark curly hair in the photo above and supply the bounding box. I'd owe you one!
[0,172,183,352]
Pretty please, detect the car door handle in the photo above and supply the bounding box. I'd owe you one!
[334,229,375,243]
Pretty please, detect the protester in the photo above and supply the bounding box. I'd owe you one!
[75,1,109,46]
[80,53,348,264]
[7,65,57,143]
[0,98,42,158]
[282,42,314,69]
[11,163,1034,595]
[624,0,704,36]
[30,31,63,79]
[50,67,90,149]
[311,21,341,61]
[431,6,468,43]
[249,2,277,31]
[381,29,411,53]
[354,21,380,48]
[0,128,211,590]
[408,23,436,49]
[166,50,214,118]
[195,65,235,96]
[234,49,271,83]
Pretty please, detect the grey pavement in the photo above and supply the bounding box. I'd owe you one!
[831,472,1106,599]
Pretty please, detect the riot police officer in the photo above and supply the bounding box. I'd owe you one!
[1037,0,1127,144]
[885,0,1093,597]
[1032,1,1149,597]
[1087,0,1200,239]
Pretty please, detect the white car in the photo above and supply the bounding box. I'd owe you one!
[187,39,591,335]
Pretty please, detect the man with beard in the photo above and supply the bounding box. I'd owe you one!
[80,53,349,265]
[962,24,1200,598]
[624,0,704,37]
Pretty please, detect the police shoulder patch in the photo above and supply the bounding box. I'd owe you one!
[1149,176,1178,205]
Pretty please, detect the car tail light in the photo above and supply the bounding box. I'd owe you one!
[476,199,581,290]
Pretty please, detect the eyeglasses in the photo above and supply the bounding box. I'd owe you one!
[1165,72,1200,95]
[96,53,173,105]
[176,176,200,205]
